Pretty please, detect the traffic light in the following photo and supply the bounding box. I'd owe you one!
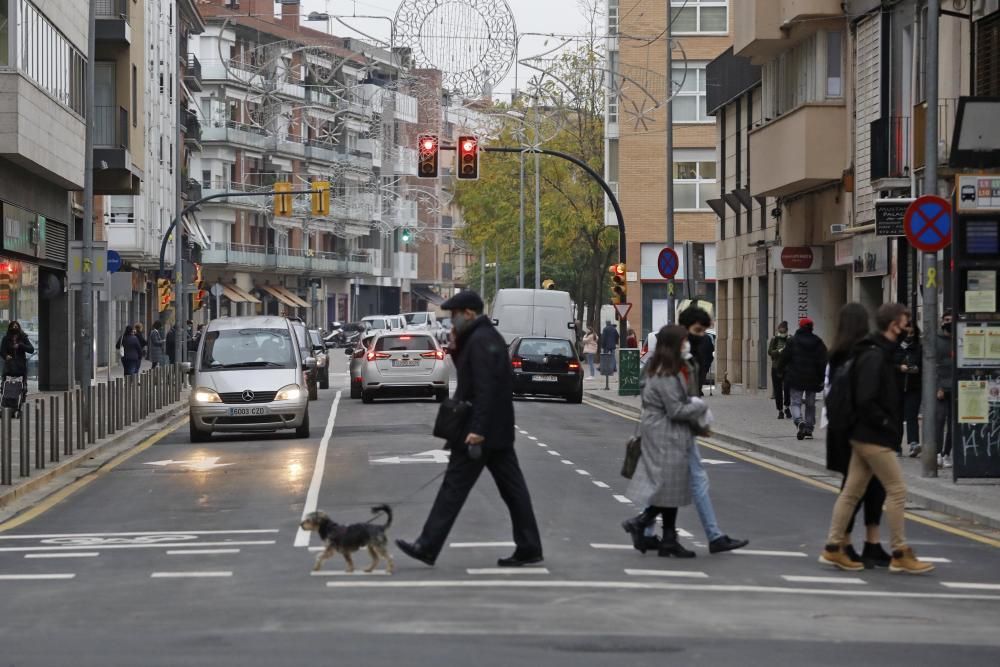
[310,180,330,217]
[610,263,627,305]
[401,228,412,243]
[273,182,294,217]
[191,263,205,311]
[457,135,479,180]
[542,279,556,290]
[157,278,174,313]
[417,134,439,178]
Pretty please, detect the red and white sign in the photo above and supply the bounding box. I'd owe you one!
[614,303,632,321]
[771,246,823,272]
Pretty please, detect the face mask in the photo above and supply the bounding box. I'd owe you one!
[452,312,473,335]
[942,322,952,333]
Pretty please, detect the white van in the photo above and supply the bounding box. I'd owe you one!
[491,289,576,344]
[404,311,438,332]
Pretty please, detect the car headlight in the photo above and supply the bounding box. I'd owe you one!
[275,384,303,401]
[193,388,222,404]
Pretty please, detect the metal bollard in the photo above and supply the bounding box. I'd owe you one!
[97,384,105,440]
[114,378,122,431]
[87,386,96,444]
[62,391,71,456]
[75,389,84,450]
[20,407,30,478]
[2,408,11,485]
[35,400,44,470]
[50,395,59,463]
[124,377,132,427]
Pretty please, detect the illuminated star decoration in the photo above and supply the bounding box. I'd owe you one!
[625,97,658,132]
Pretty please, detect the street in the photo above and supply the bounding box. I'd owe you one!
[1,357,999,666]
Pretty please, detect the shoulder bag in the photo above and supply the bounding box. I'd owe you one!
[433,397,472,446]
[620,391,645,479]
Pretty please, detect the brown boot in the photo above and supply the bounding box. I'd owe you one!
[889,547,935,575]
[818,543,865,572]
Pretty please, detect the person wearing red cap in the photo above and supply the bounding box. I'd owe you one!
[779,317,829,440]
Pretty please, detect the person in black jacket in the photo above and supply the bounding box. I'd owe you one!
[1,321,34,416]
[600,321,620,373]
[780,317,828,440]
[894,322,922,458]
[820,303,935,575]
[116,326,143,376]
[397,290,543,568]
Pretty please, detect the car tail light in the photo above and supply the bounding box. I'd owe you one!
[400,336,412,340]
[420,350,445,360]
[568,360,581,371]
[367,351,391,361]
[511,356,522,369]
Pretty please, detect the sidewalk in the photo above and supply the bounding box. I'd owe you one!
[583,377,1000,531]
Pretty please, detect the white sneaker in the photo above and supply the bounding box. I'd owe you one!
[943,455,952,469]
[937,453,944,467]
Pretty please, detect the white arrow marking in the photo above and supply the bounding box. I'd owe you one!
[699,458,734,465]
[145,457,234,472]
[370,449,450,465]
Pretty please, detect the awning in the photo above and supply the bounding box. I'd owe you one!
[227,284,261,303]
[411,286,445,306]
[183,213,212,249]
[272,285,311,309]
[222,286,250,303]
[260,285,300,309]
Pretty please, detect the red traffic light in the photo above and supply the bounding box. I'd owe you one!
[614,263,626,276]
[457,135,479,180]
[422,138,436,151]
[417,133,439,178]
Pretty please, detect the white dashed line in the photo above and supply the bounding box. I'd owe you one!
[921,557,952,563]
[449,542,516,548]
[782,575,866,585]
[625,569,709,579]
[731,550,808,558]
[590,543,633,550]
[941,582,1000,590]
[537,443,548,447]
[593,481,610,488]
[0,574,76,580]
[166,549,241,556]
[527,436,538,441]
[150,571,233,579]
[24,553,98,559]
[575,470,590,476]
[467,568,550,575]
[547,451,561,456]
[310,570,390,576]
[0,529,279,540]
[561,460,574,465]
[0,541,276,553]
[613,495,632,504]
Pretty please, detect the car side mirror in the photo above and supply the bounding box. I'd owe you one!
[568,322,576,330]
[303,357,317,370]
[492,318,499,326]
[344,347,354,356]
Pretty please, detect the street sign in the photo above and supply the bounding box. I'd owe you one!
[613,303,632,320]
[904,195,953,252]
[875,198,914,236]
[209,283,225,297]
[657,247,679,279]
[956,174,1000,212]
[107,250,122,273]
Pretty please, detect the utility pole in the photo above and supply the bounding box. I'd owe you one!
[175,13,185,365]
[78,0,97,388]
[534,148,542,290]
[921,0,940,478]
[664,1,676,324]
[519,149,525,288]
[480,246,486,296]
[495,244,500,295]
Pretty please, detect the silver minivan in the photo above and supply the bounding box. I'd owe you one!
[188,316,312,442]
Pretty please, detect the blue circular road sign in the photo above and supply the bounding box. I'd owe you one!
[107,250,122,273]
[904,195,952,253]
[657,247,679,279]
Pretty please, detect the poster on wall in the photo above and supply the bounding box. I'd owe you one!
[781,273,827,339]
[852,234,889,277]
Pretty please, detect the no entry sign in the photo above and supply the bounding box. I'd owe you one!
[657,247,679,279]
[904,195,953,253]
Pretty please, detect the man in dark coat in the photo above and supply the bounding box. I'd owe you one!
[600,320,620,373]
[397,290,543,568]
[165,326,177,365]
[780,317,828,440]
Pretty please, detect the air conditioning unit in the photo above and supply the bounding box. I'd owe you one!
[830,224,848,235]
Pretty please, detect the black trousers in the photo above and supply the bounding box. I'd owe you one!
[840,474,886,533]
[418,444,542,560]
[771,369,790,412]
[902,390,921,445]
[935,393,952,457]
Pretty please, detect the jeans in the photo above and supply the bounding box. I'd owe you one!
[585,353,595,377]
[790,389,817,430]
[827,441,908,552]
[902,390,921,446]
[935,393,952,457]
[644,443,724,542]
[771,369,790,412]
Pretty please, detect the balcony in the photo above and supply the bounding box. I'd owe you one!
[184,54,203,92]
[183,110,202,150]
[95,0,131,46]
[748,104,847,198]
[913,98,959,171]
[200,243,379,277]
[395,252,418,280]
[202,121,274,151]
[393,93,419,124]
[870,116,911,187]
[94,105,140,195]
[305,139,341,165]
[391,147,417,176]
[734,0,842,61]
[358,139,383,168]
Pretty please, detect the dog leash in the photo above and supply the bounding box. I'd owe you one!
[363,468,449,523]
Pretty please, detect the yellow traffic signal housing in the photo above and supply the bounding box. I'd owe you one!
[273,182,294,217]
[610,263,627,305]
[311,180,331,216]
[542,279,556,290]
[157,278,174,313]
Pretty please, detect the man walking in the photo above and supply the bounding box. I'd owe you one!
[397,291,543,567]
[935,310,954,468]
[780,318,828,440]
[768,321,792,420]
[820,303,935,574]
[600,320,620,373]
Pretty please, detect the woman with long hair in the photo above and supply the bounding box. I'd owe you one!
[622,325,707,558]
[825,303,890,568]
[1,320,34,417]
[582,327,599,378]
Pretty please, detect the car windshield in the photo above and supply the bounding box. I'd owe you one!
[517,339,575,358]
[374,335,435,352]
[201,328,297,369]
[365,318,389,330]
[404,313,427,325]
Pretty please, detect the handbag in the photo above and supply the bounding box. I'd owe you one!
[620,393,643,479]
[433,397,472,445]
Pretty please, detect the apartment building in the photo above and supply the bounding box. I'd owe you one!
[190,0,420,327]
[0,0,84,390]
[605,0,731,337]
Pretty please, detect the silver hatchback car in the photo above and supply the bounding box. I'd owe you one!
[360,332,449,403]
[188,316,312,441]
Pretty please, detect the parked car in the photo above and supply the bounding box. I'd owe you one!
[360,332,449,404]
[404,311,439,332]
[436,317,452,345]
[187,316,312,442]
[346,333,378,399]
[491,289,576,344]
[289,319,319,401]
[509,336,584,403]
[308,329,330,390]
[361,315,394,336]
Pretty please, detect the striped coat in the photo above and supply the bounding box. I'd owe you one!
[626,372,706,508]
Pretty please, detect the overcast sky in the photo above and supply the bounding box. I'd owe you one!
[299,0,597,97]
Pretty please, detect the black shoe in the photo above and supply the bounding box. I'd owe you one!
[708,535,749,554]
[804,429,814,440]
[844,543,863,564]
[785,408,792,418]
[622,517,651,554]
[796,422,806,441]
[777,411,785,420]
[395,539,435,567]
[861,542,892,569]
[658,532,696,558]
[642,535,662,552]
[497,551,544,567]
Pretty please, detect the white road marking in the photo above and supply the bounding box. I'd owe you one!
[537,443,548,447]
[449,542,516,548]
[677,528,694,538]
[295,392,342,547]
[561,460,574,465]
[0,529,279,540]
[625,569,709,579]
[166,549,241,556]
[323,580,1000,600]
[575,469,590,476]
[467,568,550,575]
[518,430,528,435]
[590,543,633,550]
[782,575,866,585]
[0,540,275,553]
[310,570,389,576]
[613,495,632,504]
[527,436,538,441]
[730,550,808,558]
[0,574,76,581]
[941,582,1000,590]
[370,449,450,465]
[547,451,561,456]
[24,552,99,559]
[699,459,734,465]
[921,557,952,563]
[145,457,233,472]
[150,571,233,579]
[593,481,610,489]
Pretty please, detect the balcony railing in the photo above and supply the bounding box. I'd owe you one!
[870,116,911,182]
[96,0,128,19]
[95,105,129,150]
[201,242,378,276]
[184,110,202,144]
[913,98,959,170]
[185,53,203,91]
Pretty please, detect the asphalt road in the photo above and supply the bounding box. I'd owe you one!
[1,357,999,666]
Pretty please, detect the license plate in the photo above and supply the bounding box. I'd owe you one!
[229,407,266,417]
[391,360,419,367]
[532,375,558,383]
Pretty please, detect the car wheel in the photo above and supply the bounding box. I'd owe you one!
[320,369,330,390]
[295,410,311,438]
[189,420,211,443]
[568,386,584,404]
[435,389,448,403]
[362,390,374,404]
[350,379,362,399]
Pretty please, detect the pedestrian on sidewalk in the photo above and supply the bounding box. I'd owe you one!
[935,310,954,469]
[148,320,166,370]
[780,317,828,440]
[601,320,620,373]
[582,327,599,378]
[895,321,922,458]
[768,321,792,420]
[682,308,715,397]
[1,321,33,417]
[116,326,143,376]
[626,327,638,349]
[825,303,890,569]
[396,290,543,568]
[165,325,177,365]
[819,303,935,575]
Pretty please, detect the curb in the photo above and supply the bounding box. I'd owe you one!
[0,401,189,510]
[584,390,1000,532]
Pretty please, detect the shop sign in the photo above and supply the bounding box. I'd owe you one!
[781,273,827,339]
[875,199,913,236]
[2,203,41,258]
[852,234,889,277]
[771,246,823,272]
[835,238,853,266]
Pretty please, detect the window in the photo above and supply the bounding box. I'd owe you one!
[826,30,843,97]
[131,65,137,126]
[15,0,86,115]
[607,50,619,123]
[608,0,618,35]
[673,149,718,210]
[2,2,10,66]
[671,63,709,122]
[671,0,728,34]
[762,31,845,118]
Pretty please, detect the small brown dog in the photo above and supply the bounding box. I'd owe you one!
[299,505,394,574]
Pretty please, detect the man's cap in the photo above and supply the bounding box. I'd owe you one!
[441,290,485,312]
[799,317,814,328]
